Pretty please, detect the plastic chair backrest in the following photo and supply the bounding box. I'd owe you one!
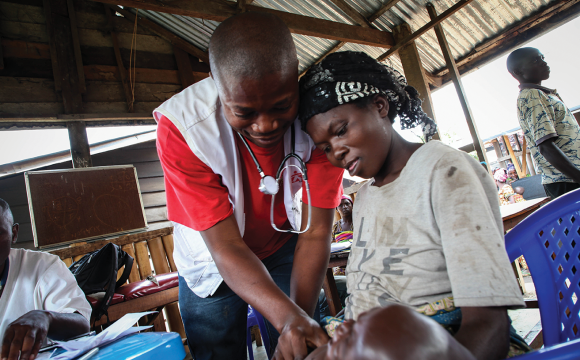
[513,338,580,360]
[247,305,271,360]
[505,190,580,346]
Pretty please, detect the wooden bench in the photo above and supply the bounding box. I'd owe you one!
[49,227,185,337]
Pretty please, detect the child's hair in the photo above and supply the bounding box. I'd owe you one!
[298,51,436,139]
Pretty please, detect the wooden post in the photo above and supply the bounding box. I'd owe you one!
[427,4,488,165]
[43,0,91,168]
[67,122,92,168]
[0,19,3,70]
[104,6,134,113]
[392,23,439,140]
[173,46,196,89]
[66,0,86,93]
[503,135,524,178]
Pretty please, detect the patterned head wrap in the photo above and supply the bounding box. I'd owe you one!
[494,168,508,182]
[299,51,437,140]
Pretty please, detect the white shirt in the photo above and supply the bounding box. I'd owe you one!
[345,141,524,320]
[0,249,91,340]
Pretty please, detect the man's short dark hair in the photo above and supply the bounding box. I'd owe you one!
[0,198,13,223]
[208,12,298,89]
[506,47,537,76]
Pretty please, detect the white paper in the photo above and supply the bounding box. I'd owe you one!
[46,311,155,359]
[331,242,351,253]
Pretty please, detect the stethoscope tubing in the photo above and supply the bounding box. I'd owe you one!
[237,125,311,234]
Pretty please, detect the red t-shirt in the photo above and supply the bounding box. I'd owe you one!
[156,115,344,259]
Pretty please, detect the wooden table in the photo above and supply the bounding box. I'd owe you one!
[322,252,349,316]
[501,197,551,232]
[501,197,551,294]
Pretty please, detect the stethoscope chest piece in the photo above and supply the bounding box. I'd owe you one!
[259,175,279,195]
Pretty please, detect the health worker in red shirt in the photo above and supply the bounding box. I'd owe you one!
[154,12,343,360]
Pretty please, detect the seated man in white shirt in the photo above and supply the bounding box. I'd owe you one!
[0,198,91,360]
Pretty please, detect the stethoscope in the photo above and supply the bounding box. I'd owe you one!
[237,125,312,234]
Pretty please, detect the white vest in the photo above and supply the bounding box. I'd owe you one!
[153,78,315,297]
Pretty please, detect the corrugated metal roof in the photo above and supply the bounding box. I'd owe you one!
[130,0,559,76]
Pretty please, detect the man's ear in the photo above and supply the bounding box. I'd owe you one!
[11,223,18,244]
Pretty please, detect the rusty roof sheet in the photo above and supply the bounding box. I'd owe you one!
[132,0,560,76]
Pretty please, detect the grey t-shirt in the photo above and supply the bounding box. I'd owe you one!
[344,141,524,320]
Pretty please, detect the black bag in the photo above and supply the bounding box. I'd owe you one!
[69,243,134,322]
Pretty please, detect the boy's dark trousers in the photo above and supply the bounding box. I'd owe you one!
[543,182,580,199]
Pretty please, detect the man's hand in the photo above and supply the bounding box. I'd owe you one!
[1,310,51,360]
[273,313,329,360]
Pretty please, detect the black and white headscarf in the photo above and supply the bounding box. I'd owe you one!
[299,51,437,140]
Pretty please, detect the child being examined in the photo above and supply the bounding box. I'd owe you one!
[298,51,525,360]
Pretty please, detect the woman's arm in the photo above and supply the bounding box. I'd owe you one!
[454,307,511,360]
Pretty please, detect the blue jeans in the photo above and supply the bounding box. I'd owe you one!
[178,235,320,360]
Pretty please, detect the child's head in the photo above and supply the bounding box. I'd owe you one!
[298,51,435,179]
[506,47,550,84]
[305,305,475,360]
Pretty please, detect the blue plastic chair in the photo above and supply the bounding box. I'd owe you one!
[514,338,580,359]
[247,305,271,360]
[505,189,580,346]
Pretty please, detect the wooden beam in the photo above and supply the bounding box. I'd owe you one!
[108,5,210,64]
[237,0,246,13]
[66,0,86,93]
[92,0,395,48]
[299,42,345,78]
[83,64,207,85]
[503,135,524,178]
[330,0,371,28]
[392,22,438,140]
[0,19,4,70]
[0,114,156,129]
[173,45,196,89]
[427,4,486,165]
[105,6,134,112]
[50,227,173,259]
[368,0,402,23]
[299,1,396,78]
[377,0,474,62]
[67,121,92,168]
[42,0,62,91]
[435,0,580,87]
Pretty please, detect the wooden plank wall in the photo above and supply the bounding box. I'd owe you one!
[0,139,170,250]
[0,0,208,118]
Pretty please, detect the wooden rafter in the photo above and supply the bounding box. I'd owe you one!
[108,5,210,64]
[105,6,134,113]
[173,45,196,89]
[300,0,398,77]
[66,0,86,93]
[91,0,394,48]
[377,0,474,61]
[0,16,4,69]
[434,0,580,88]
[368,0,403,23]
[330,0,371,28]
[427,3,487,165]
